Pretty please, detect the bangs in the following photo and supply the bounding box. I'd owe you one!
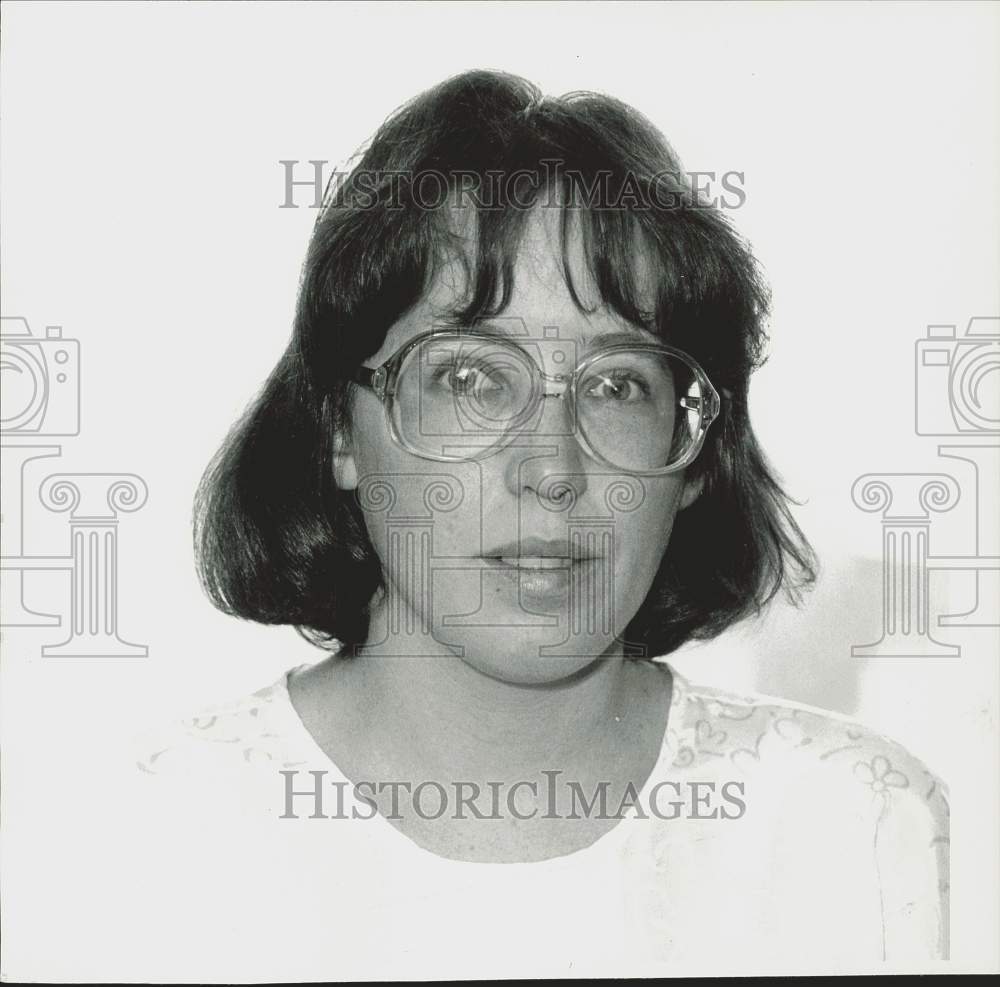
[426,187,662,335]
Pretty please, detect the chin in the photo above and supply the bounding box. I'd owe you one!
[460,653,606,687]
[436,624,620,686]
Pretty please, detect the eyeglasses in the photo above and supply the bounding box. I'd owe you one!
[350,329,721,475]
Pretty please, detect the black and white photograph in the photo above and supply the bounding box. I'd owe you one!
[1,1,997,979]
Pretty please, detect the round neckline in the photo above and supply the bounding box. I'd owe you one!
[267,659,687,869]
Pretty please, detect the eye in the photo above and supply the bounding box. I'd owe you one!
[582,370,651,403]
[432,361,503,395]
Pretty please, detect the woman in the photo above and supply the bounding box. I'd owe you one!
[136,70,948,978]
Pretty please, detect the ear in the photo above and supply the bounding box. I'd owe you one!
[678,471,704,511]
[332,432,359,491]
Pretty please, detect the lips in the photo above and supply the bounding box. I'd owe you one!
[481,536,595,566]
[478,536,604,606]
[490,556,569,570]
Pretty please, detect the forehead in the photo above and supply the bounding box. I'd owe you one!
[382,203,659,354]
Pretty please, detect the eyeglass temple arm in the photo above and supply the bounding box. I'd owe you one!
[679,389,723,424]
[352,367,376,389]
[350,365,393,400]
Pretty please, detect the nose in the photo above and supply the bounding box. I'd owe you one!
[502,385,589,508]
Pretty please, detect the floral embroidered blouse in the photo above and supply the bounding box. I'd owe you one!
[127,661,949,979]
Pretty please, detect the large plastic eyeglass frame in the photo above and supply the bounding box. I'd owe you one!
[350,329,722,476]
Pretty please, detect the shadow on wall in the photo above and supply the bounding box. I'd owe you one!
[739,554,891,716]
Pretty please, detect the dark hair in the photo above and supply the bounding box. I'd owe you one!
[194,69,817,658]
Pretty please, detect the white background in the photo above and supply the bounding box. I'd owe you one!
[2,0,998,977]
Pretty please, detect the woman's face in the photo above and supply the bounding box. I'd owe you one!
[335,205,702,684]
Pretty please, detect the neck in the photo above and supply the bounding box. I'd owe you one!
[346,598,635,783]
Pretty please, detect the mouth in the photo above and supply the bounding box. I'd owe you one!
[480,537,597,569]
[484,556,573,570]
[477,538,605,605]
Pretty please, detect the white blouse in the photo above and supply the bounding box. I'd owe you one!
[126,661,949,980]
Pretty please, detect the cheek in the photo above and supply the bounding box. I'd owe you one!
[613,479,684,575]
[350,417,422,556]
[352,437,484,572]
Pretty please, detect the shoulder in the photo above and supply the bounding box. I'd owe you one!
[133,667,314,787]
[661,663,949,959]
[662,664,949,880]
[666,663,948,815]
